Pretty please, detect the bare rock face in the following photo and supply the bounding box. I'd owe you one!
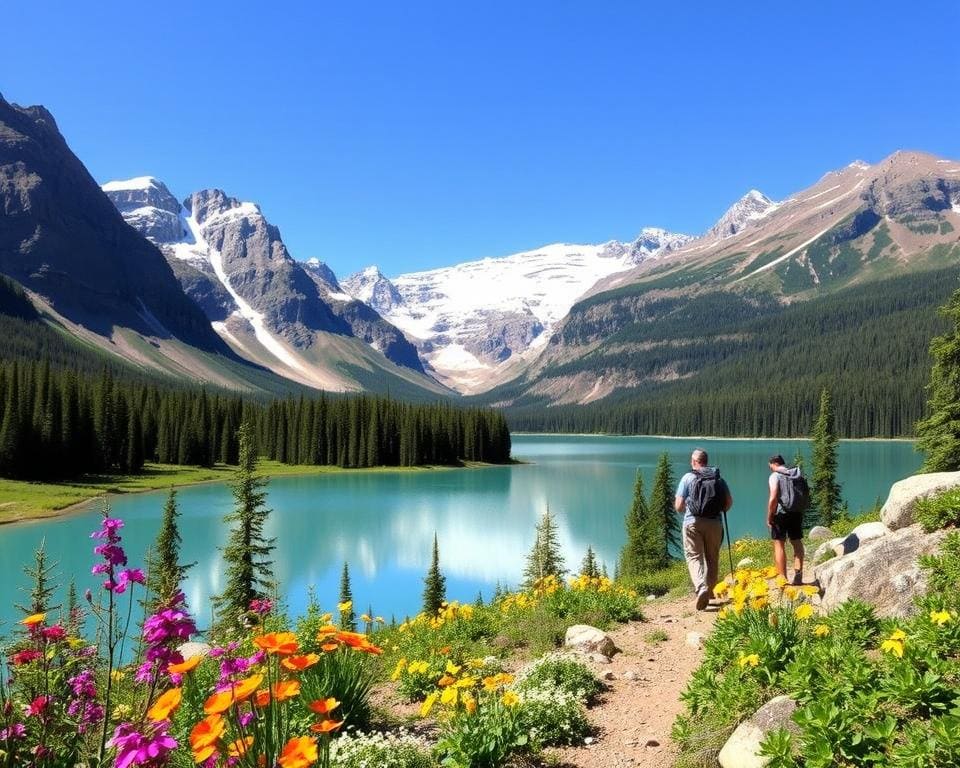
[718,695,799,768]
[808,526,836,542]
[707,190,779,240]
[564,625,618,658]
[814,524,947,617]
[104,177,184,243]
[881,472,960,531]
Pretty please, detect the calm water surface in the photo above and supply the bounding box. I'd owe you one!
[0,435,919,632]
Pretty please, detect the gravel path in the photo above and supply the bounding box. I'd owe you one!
[545,596,718,768]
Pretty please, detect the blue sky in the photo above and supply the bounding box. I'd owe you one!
[3,2,959,278]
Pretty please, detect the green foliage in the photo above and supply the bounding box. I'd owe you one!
[435,697,528,768]
[580,545,600,578]
[339,562,357,631]
[919,531,960,611]
[917,286,960,471]
[145,490,195,610]
[330,731,437,768]
[522,507,566,589]
[514,684,591,748]
[644,628,669,644]
[914,487,960,532]
[619,470,665,578]
[514,653,604,705]
[811,388,842,526]
[651,452,680,560]
[423,534,447,615]
[15,540,59,616]
[212,423,276,636]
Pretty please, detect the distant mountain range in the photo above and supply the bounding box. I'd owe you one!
[2,91,958,423]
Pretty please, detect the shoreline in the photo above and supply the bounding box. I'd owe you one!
[512,432,916,443]
[0,460,514,529]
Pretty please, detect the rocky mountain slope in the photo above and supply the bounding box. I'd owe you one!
[344,229,693,392]
[104,177,440,395]
[485,151,960,409]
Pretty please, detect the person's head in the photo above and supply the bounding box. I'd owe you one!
[768,454,785,471]
[690,448,708,468]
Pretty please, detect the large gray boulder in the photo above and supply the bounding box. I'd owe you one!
[718,695,799,768]
[808,526,836,542]
[881,472,960,531]
[836,521,890,554]
[815,524,947,617]
[564,625,618,658]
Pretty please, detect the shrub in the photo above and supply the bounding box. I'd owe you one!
[331,729,436,768]
[514,653,604,704]
[914,488,960,533]
[515,684,591,748]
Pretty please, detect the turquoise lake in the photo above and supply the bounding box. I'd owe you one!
[0,435,920,633]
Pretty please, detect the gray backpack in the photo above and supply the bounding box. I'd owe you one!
[776,467,810,514]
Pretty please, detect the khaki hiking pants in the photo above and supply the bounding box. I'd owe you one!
[683,517,724,597]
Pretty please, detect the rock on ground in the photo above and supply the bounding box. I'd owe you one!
[836,521,890,555]
[718,695,799,768]
[808,526,836,541]
[881,471,960,531]
[565,624,619,658]
[815,524,947,617]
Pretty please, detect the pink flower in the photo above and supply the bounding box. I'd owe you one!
[10,649,42,666]
[42,624,67,641]
[25,695,51,718]
[109,721,177,768]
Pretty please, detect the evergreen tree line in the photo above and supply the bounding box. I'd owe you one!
[0,361,512,481]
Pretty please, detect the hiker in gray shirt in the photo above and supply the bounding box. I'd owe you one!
[674,448,733,610]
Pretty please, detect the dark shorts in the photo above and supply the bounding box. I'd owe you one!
[771,512,803,541]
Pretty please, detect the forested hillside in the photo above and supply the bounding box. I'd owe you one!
[502,266,957,437]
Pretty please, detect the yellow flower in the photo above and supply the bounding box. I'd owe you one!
[360,614,372,623]
[110,669,126,683]
[440,686,459,706]
[775,575,788,589]
[889,628,907,641]
[800,585,819,597]
[391,658,407,681]
[21,613,46,627]
[750,596,768,611]
[794,604,814,620]
[814,624,830,637]
[738,653,760,668]
[320,612,333,623]
[502,691,520,707]
[445,660,462,675]
[419,691,439,717]
[375,616,385,624]
[462,692,477,714]
[713,581,729,597]
[783,586,799,601]
[881,630,906,658]
[337,601,353,613]
[455,676,476,689]
[930,610,952,627]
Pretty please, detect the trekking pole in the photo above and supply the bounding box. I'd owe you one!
[722,510,735,576]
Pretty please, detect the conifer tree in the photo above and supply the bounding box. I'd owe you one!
[145,490,195,610]
[917,288,960,471]
[619,470,663,578]
[422,533,447,615]
[338,562,356,631]
[580,545,600,578]
[649,452,678,562]
[64,580,83,635]
[17,540,59,616]
[212,423,275,636]
[811,388,842,527]
[522,506,566,589]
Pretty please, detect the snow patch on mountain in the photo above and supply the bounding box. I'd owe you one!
[345,229,691,392]
[707,190,779,240]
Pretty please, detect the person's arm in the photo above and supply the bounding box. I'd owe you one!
[674,494,686,513]
[674,475,687,513]
[767,476,779,527]
[724,490,733,512]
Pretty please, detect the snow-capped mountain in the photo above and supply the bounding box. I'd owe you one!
[103,177,437,393]
[343,228,692,392]
[706,189,779,240]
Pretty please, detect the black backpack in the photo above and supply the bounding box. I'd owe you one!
[687,467,726,519]
[776,467,810,514]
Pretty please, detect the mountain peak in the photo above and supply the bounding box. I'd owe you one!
[342,266,402,315]
[707,189,779,240]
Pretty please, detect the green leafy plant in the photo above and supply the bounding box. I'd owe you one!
[434,697,528,768]
[915,488,960,533]
[514,653,604,704]
[514,684,591,748]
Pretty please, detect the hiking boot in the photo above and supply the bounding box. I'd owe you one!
[695,590,710,610]
[791,572,803,586]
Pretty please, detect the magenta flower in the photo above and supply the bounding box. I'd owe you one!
[109,721,177,768]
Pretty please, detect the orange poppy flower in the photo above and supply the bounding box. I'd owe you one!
[233,673,265,703]
[203,689,235,715]
[253,632,299,655]
[190,714,226,759]
[320,642,339,652]
[254,688,271,708]
[281,653,321,672]
[227,736,254,758]
[310,719,344,734]
[308,697,340,715]
[437,675,455,687]
[271,679,301,702]
[147,687,182,721]
[278,736,319,768]
[336,631,367,647]
[21,613,45,627]
[168,656,201,675]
